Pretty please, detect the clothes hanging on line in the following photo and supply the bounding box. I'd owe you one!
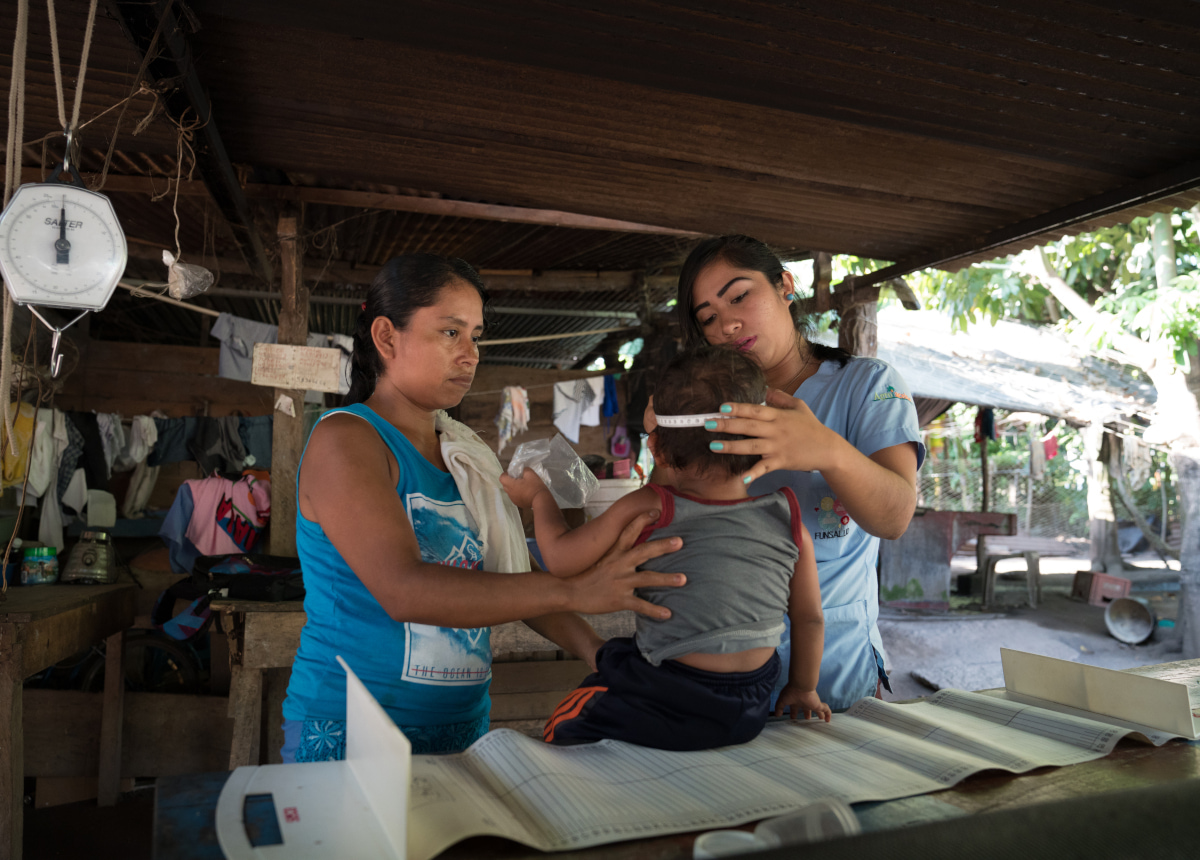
[61,468,88,517]
[0,403,36,489]
[210,314,279,381]
[69,412,109,492]
[552,378,603,443]
[973,407,996,444]
[189,416,250,477]
[23,408,57,499]
[581,377,604,428]
[38,410,71,551]
[603,375,620,425]
[123,459,160,520]
[183,473,272,558]
[117,415,158,471]
[95,413,127,477]
[494,386,529,454]
[160,482,201,574]
[1043,436,1059,460]
[149,416,198,467]
[149,415,273,471]
[238,416,273,469]
[56,415,85,504]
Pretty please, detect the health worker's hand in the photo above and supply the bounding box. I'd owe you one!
[774,685,832,723]
[706,389,841,484]
[500,468,552,509]
[567,509,685,620]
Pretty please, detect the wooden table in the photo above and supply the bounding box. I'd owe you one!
[878,510,1015,612]
[211,598,636,768]
[0,581,136,860]
[153,735,1200,859]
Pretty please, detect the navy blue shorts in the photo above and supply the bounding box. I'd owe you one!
[544,637,781,751]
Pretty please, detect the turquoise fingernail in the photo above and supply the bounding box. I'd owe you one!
[709,442,724,451]
[704,420,718,430]
[720,404,732,414]
[743,475,753,484]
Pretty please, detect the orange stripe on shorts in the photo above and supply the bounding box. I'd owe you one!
[544,686,608,743]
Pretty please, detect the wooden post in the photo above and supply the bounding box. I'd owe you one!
[270,214,308,556]
[227,666,264,769]
[0,641,22,860]
[96,631,125,806]
[1084,424,1124,572]
[838,299,878,357]
[813,252,832,314]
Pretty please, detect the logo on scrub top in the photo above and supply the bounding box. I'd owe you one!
[872,384,912,403]
[814,496,851,540]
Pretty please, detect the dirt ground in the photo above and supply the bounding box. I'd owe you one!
[879,550,1181,701]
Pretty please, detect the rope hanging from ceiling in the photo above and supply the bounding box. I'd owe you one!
[1,0,31,458]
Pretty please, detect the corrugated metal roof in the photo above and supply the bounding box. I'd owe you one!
[872,310,1156,425]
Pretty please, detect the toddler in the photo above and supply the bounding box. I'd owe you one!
[501,345,829,751]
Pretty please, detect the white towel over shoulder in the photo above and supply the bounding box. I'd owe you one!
[436,411,531,574]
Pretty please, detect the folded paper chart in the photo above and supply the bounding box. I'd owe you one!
[1000,648,1200,744]
[214,652,1188,860]
[407,687,1154,860]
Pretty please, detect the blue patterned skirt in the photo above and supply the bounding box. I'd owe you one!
[284,714,490,762]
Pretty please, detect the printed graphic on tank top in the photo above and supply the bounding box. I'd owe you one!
[403,492,490,686]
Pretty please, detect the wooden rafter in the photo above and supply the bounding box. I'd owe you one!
[32,168,705,238]
[109,1,275,282]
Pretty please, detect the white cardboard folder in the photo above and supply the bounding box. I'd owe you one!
[1001,648,1200,741]
[215,657,411,859]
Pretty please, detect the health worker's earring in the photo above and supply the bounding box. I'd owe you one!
[784,292,797,301]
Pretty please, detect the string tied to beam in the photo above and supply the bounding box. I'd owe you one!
[46,0,101,155]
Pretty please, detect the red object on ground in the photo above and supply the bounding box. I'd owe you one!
[1071,571,1131,607]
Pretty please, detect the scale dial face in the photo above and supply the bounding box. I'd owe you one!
[0,182,127,311]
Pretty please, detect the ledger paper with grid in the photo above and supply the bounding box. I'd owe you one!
[408,688,1155,860]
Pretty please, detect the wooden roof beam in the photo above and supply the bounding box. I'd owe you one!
[122,242,673,292]
[851,156,1200,289]
[36,169,703,237]
[243,185,706,237]
[109,0,275,283]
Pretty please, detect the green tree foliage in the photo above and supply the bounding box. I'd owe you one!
[904,209,1200,364]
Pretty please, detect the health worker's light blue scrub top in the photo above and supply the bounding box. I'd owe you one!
[750,356,925,711]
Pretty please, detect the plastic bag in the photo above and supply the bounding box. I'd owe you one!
[507,434,598,510]
[163,250,215,300]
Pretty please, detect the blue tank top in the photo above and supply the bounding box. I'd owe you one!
[282,403,492,728]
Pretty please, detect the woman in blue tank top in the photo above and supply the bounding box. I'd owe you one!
[281,254,684,761]
[651,236,925,712]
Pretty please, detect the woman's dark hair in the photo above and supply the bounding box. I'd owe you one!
[675,234,851,366]
[345,254,489,404]
[652,345,766,478]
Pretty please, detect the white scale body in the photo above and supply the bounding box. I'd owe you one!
[0,182,127,311]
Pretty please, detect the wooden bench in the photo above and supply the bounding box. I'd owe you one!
[212,598,635,766]
[977,535,1078,610]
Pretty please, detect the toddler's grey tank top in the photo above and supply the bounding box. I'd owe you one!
[634,483,802,666]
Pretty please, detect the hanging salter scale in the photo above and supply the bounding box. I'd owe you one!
[0,129,127,376]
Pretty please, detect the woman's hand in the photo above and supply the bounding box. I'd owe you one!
[706,388,840,483]
[710,389,919,539]
[566,508,685,620]
[500,468,552,509]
